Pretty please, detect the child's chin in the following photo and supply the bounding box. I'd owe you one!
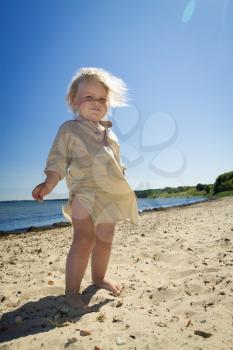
[89,113,103,120]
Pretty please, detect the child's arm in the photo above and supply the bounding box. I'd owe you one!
[32,124,70,202]
[115,143,127,176]
[32,171,60,202]
[44,170,61,191]
[44,124,71,181]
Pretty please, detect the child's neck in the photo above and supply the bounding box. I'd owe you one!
[76,113,101,125]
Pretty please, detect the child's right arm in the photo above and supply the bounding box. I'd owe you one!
[32,170,61,202]
[32,123,71,202]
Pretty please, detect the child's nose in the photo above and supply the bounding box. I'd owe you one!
[93,98,101,105]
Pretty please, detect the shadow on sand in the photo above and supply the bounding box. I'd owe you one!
[0,284,114,343]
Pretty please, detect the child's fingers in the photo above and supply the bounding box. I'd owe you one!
[37,190,44,201]
[32,185,44,202]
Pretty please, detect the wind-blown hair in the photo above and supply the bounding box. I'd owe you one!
[65,67,129,114]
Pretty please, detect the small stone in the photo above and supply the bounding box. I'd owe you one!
[0,295,6,302]
[112,315,122,323]
[80,329,91,336]
[218,291,225,295]
[60,305,70,315]
[194,330,212,338]
[14,315,23,324]
[155,322,167,327]
[116,300,123,308]
[64,337,77,348]
[129,334,136,339]
[116,337,126,345]
[96,312,106,322]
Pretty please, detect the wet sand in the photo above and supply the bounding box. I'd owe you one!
[0,196,233,349]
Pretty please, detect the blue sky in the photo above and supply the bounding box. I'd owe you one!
[0,0,232,200]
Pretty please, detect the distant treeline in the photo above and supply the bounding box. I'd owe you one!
[135,171,233,198]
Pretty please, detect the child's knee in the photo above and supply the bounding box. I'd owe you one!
[95,232,113,247]
[72,224,95,246]
[95,223,115,244]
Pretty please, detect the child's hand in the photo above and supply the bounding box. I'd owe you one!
[32,182,52,202]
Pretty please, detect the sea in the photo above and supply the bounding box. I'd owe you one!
[0,197,208,234]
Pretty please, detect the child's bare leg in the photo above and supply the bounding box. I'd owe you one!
[91,223,123,296]
[65,197,96,308]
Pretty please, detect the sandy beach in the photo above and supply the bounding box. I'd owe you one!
[0,196,233,349]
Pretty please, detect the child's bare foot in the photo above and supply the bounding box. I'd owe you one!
[94,278,124,296]
[65,292,87,309]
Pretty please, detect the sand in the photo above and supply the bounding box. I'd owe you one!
[0,196,233,349]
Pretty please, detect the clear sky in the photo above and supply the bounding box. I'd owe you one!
[1,0,232,201]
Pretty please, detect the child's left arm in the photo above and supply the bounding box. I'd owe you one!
[44,124,71,181]
[108,129,127,176]
[115,143,127,176]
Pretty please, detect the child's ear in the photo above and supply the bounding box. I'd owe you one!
[72,95,79,108]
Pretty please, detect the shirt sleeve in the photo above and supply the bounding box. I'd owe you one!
[107,129,127,176]
[115,142,127,176]
[44,125,71,181]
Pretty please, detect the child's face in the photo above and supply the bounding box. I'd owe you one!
[73,79,109,122]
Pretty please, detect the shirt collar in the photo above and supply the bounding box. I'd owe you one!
[75,113,112,129]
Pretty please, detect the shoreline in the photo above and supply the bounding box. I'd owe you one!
[0,197,213,236]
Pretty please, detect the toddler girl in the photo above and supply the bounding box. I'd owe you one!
[32,67,139,309]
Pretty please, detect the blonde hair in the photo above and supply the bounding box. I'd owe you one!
[65,67,129,114]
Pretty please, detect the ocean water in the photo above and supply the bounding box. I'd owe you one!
[0,197,207,233]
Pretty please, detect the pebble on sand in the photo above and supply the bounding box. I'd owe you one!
[14,315,23,324]
[116,337,126,345]
[194,330,212,338]
[80,329,92,336]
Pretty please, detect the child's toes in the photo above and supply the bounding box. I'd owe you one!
[116,284,122,292]
[114,283,124,295]
[116,287,122,294]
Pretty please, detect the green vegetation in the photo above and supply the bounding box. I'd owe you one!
[213,190,233,198]
[135,185,212,198]
[135,171,233,199]
[213,171,233,194]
